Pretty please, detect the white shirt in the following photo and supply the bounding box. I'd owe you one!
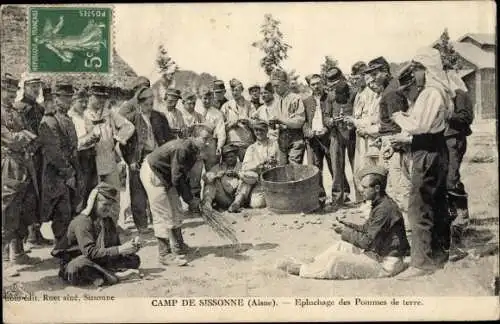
[141,112,157,151]
[199,106,226,150]
[311,96,324,132]
[220,98,255,123]
[242,138,279,171]
[392,87,448,135]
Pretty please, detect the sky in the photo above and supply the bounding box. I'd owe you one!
[115,1,495,86]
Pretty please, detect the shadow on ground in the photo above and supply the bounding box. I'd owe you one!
[186,242,279,262]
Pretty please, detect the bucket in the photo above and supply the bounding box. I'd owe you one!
[261,164,321,214]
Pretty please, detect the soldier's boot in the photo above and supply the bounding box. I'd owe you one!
[10,238,42,266]
[157,237,172,267]
[3,243,10,262]
[167,229,188,266]
[25,224,52,250]
[2,242,19,277]
[449,226,468,262]
[174,227,191,253]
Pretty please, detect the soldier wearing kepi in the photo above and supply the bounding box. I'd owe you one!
[140,127,211,266]
[221,79,256,161]
[84,82,135,190]
[17,75,53,250]
[270,69,306,165]
[303,73,333,208]
[393,47,455,278]
[212,79,228,110]
[181,90,205,200]
[162,88,186,139]
[1,73,42,271]
[323,68,354,204]
[201,144,255,212]
[198,86,226,170]
[248,84,263,112]
[68,88,99,200]
[119,76,151,118]
[119,87,174,234]
[39,83,82,252]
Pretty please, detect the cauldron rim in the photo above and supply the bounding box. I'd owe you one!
[261,164,320,185]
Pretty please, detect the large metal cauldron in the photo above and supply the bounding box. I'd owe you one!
[261,165,320,214]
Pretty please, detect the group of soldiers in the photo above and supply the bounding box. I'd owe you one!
[2,44,474,284]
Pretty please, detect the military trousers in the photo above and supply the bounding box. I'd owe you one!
[408,133,450,271]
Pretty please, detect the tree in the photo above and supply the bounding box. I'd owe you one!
[251,14,292,77]
[156,44,178,75]
[320,56,338,79]
[435,28,462,70]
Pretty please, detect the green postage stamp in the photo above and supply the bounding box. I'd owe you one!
[29,6,112,73]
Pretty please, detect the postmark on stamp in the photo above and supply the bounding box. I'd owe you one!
[28,6,112,73]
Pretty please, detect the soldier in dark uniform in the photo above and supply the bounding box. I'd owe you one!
[119,87,174,234]
[212,80,228,110]
[1,73,42,270]
[16,76,53,250]
[444,72,474,261]
[38,83,82,252]
[52,182,141,287]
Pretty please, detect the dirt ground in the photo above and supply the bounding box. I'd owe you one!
[3,126,499,297]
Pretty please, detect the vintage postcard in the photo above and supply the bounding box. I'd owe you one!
[1,2,498,323]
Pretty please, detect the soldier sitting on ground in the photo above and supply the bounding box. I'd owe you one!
[276,166,410,280]
[201,144,255,213]
[52,182,141,287]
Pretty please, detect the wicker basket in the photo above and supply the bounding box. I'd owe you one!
[261,164,321,214]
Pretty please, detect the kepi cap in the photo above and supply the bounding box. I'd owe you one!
[24,75,42,86]
[251,118,268,130]
[53,83,75,96]
[229,78,243,89]
[165,88,181,99]
[88,82,109,97]
[351,61,367,76]
[1,73,19,91]
[357,165,389,180]
[136,87,154,101]
[213,80,226,92]
[222,143,240,155]
[325,67,344,84]
[248,84,260,92]
[95,182,119,202]
[363,56,390,74]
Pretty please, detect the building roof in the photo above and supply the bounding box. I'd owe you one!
[451,41,495,69]
[457,33,495,46]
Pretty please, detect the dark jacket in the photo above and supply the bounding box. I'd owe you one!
[303,92,329,139]
[17,96,44,136]
[324,95,353,140]
[1,103,39,194]
[378,79,409,135]
[120,109,175,165]
[15,96,45,178]
[445,89,473,137]
[52,213,121,261]
[146,139,199,203]
[341,195,410,259]
[38,111,81,219]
